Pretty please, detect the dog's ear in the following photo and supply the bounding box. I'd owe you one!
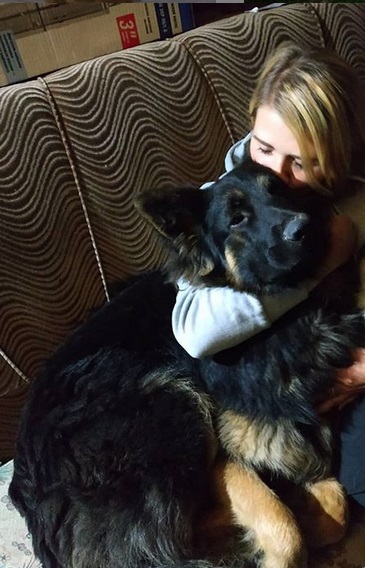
[134,186,207,241]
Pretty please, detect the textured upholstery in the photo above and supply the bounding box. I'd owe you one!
[0,83,107,460]
[44,41,231,286]
[175,3,325,140]
[310,1,365,82]
[1,2,365,465]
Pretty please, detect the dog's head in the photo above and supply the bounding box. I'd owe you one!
[135,161,331,293]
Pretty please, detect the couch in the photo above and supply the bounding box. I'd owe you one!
[1,3,365,567]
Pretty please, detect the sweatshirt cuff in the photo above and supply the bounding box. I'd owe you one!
[260,285,309,323]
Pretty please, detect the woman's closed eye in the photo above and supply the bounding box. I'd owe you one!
[258,146,304,171]
[292,159,303,170]
[257,146,273,156]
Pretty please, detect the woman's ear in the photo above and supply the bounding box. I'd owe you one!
[134,185,207,241]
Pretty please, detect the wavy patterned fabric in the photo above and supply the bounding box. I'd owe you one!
[309,2,365,83]
[175,3,325,143]
[0,2,365,464]
[44,40,232,285]
[0,83,107,458]
[0,382,28,462]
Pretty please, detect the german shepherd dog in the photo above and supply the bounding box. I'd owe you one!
[10,161,365,568]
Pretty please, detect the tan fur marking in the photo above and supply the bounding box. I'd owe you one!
[217,411,348,554]
[223,461,306,568]
[217,410,331,481]
[225,246,240,287]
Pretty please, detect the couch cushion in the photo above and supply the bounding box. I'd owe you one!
[0,82,109,459]
[174,3,325,143]
[309,2,365,83]
[43,40,231,286]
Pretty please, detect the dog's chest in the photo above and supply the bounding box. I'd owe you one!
[216,409,333,483]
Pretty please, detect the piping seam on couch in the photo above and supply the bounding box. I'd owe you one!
[172,39,236,146]
[38,76,110,304]
[0,348,29,384]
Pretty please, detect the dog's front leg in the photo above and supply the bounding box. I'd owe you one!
[223,461,307,568]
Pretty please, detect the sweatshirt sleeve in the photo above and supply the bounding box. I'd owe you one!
[172,279,309,358]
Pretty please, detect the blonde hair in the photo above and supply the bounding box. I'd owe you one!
[249,44,365,195]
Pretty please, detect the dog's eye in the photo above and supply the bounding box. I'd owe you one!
[228,193,249,228]
[230,213,248,227]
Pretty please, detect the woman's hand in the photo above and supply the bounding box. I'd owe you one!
[318,348,365,414]
[336,348,365,388]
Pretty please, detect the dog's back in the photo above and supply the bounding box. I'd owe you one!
[10,271,219,568]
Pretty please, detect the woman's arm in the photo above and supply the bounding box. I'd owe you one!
[172,281,309,358]
[318,348,365,413]
[173,284,257,359]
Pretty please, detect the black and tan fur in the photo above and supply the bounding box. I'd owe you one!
[10,161,365,568]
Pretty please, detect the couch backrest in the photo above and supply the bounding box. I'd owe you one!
[1,2,365,460]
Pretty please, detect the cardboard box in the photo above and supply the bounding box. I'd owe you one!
[0,3,194,86]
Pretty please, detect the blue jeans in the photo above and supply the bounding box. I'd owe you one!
[338,394,365,507]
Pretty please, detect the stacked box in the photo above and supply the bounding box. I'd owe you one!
[0,2,194,86]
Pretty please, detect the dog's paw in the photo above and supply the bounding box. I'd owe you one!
[298,478,348,549]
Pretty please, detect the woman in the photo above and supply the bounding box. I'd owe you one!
[172,44,365,507]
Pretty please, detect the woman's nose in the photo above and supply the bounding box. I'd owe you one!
[271,156,292,184]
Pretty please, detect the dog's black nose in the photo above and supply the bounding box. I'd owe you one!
[283,213,309,241]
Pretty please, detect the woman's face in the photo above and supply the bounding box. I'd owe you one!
[250,106,324,188]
